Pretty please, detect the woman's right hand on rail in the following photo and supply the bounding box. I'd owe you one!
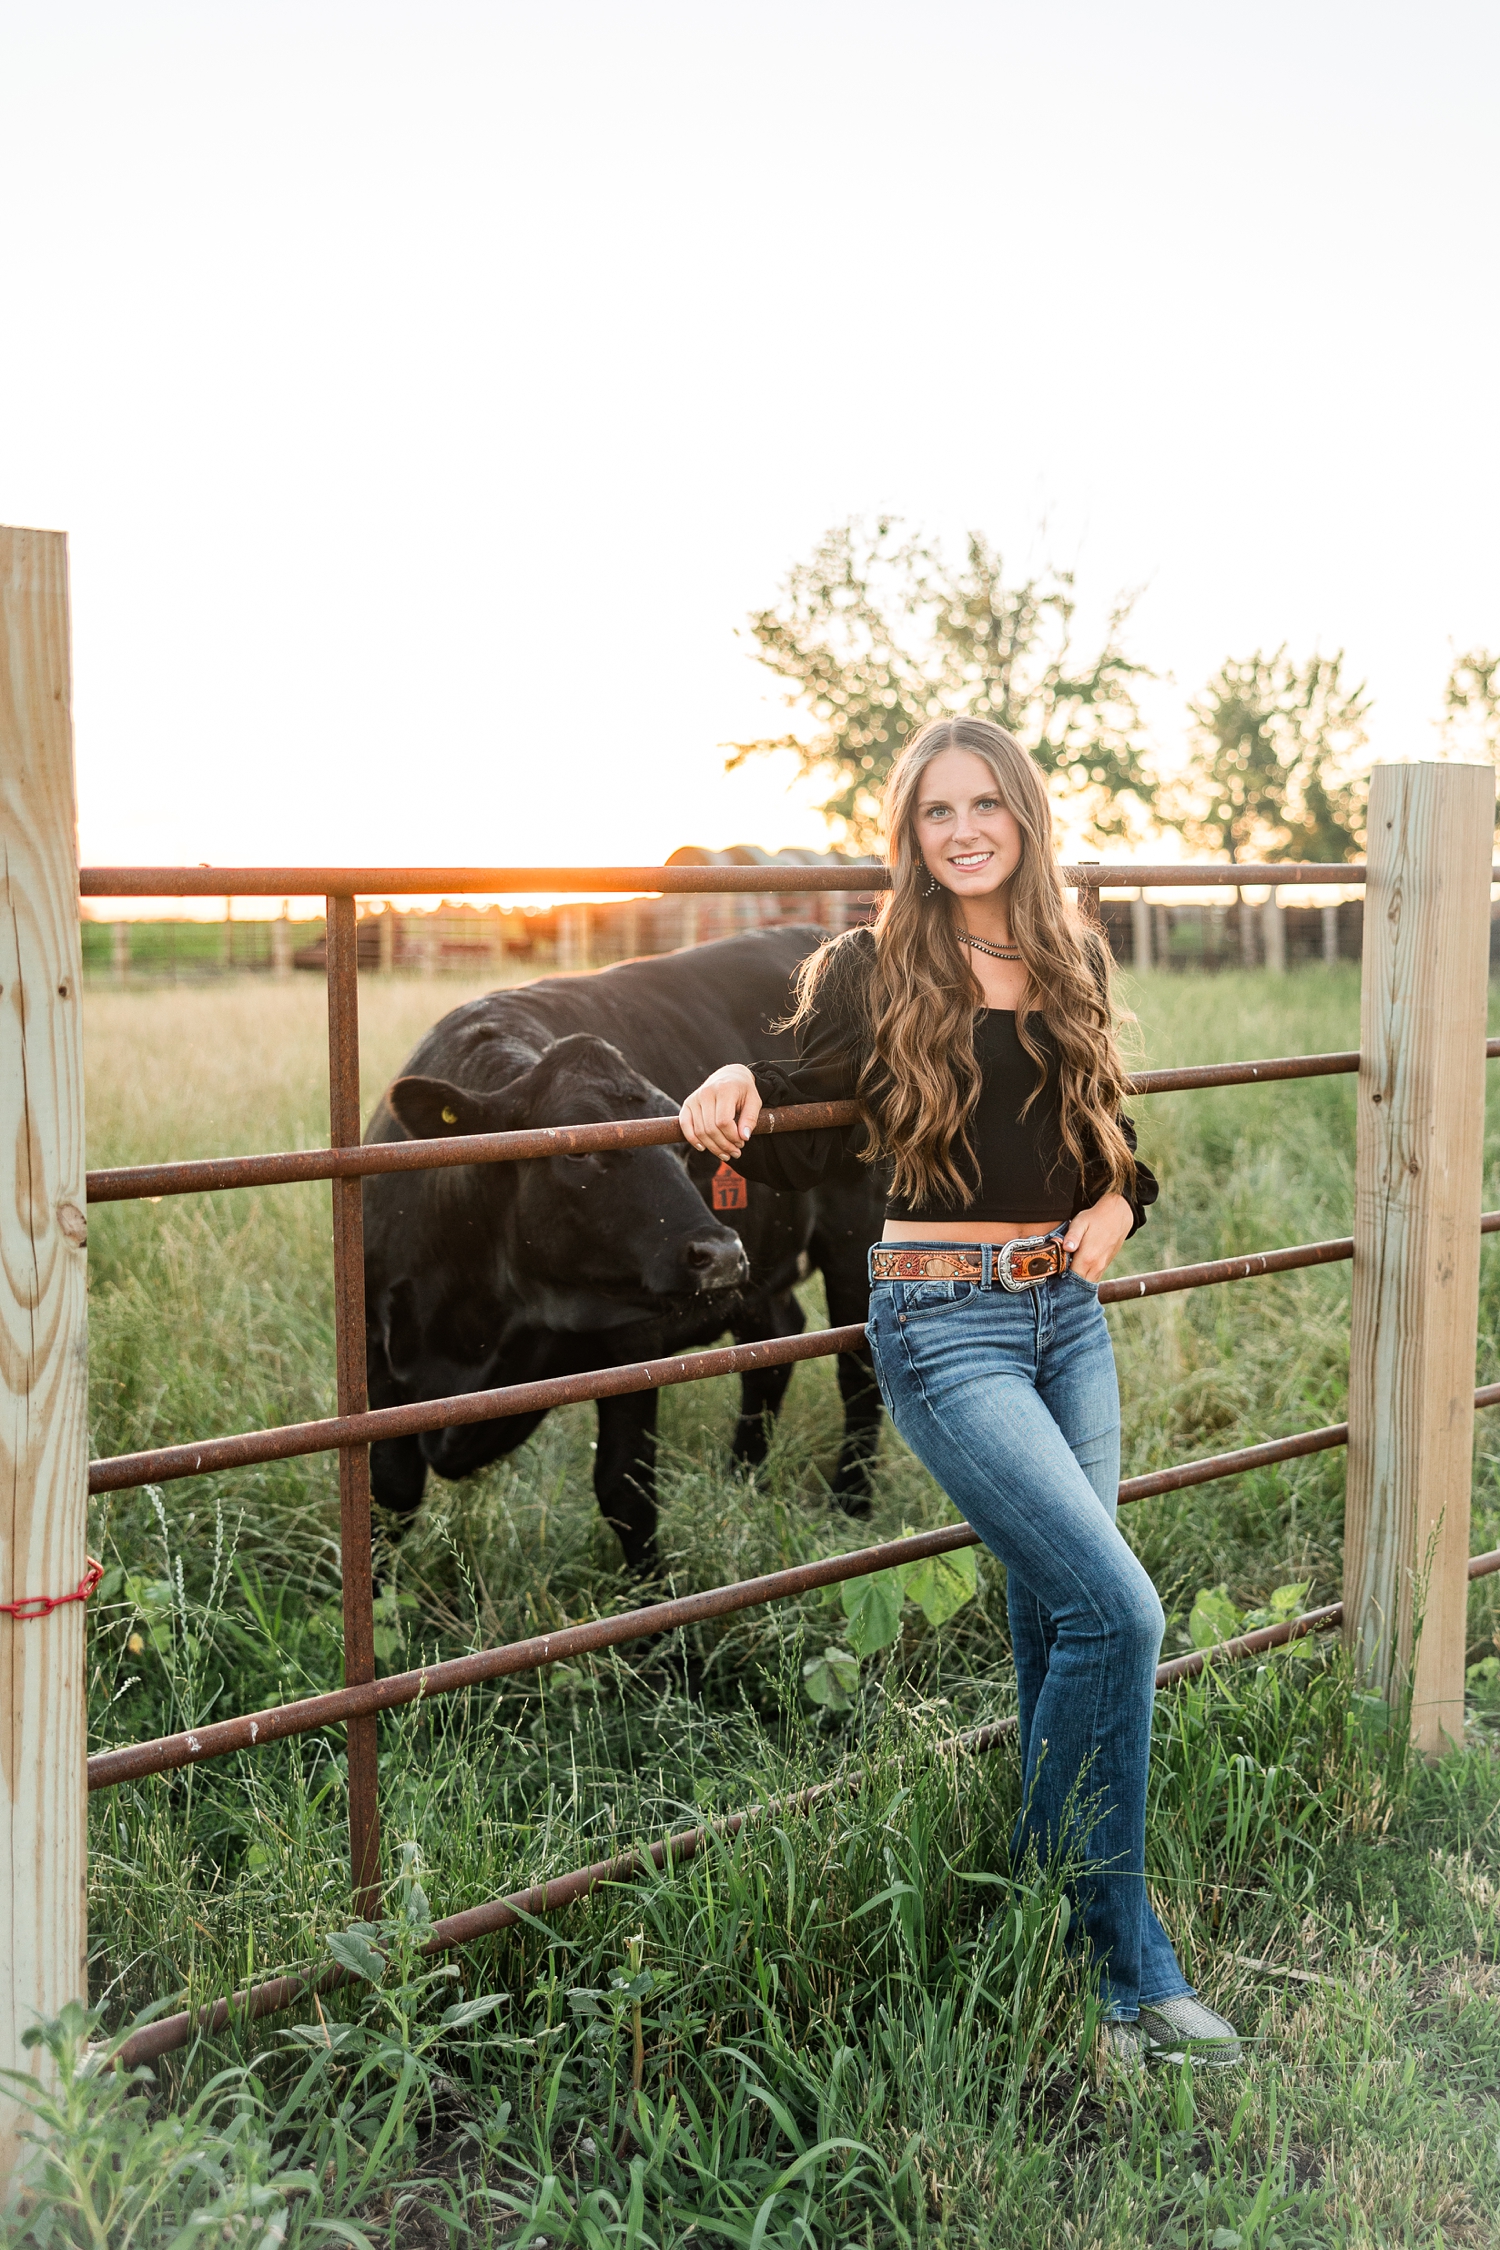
[679,1064,762,1161]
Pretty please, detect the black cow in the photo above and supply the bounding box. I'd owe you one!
[362,926,885,1571]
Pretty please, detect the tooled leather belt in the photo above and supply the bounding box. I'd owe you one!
[870,1239,1072,1291]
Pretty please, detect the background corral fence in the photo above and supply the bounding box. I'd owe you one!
[5,527,1500,2170]
[80,843,887,984]
[77,858,1500,984]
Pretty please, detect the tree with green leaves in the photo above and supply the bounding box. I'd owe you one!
[1441,648,1500,767]
[1169,648,1371,864]
[726,518,1158,850]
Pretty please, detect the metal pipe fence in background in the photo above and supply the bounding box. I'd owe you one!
[83,856,1412,982]
[79,862,1381,893]
[325,896,381,1913]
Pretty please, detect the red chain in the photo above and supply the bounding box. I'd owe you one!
[0,1558,105,1622]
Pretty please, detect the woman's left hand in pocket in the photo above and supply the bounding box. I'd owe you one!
[1063,1193,1134,1282]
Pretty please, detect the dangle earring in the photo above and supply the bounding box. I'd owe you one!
[922,871,941,898]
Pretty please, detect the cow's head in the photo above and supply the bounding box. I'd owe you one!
[385,1033,750,1328]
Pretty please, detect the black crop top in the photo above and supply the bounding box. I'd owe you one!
[732,926,1157,1235]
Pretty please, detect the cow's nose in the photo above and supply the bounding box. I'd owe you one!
[681,1233,749,1289]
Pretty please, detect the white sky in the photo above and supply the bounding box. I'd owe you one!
[3,1,1497,895]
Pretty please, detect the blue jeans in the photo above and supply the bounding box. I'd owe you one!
[866,1240,1193,2019]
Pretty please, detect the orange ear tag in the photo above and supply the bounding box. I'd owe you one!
[712,1161,748,1212]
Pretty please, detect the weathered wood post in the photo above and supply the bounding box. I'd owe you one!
[1262,887,1285,973]
[1345,760,1494,1753]
[557,904,590,970]
[1236,885,1257,967]
[1130,889,1152,971]
[271,903,293,979]
[0,527,89,2186]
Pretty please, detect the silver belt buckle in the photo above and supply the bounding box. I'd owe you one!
[995,1238,1053,1292]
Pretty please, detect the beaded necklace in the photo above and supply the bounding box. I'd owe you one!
[957,930,1022,963]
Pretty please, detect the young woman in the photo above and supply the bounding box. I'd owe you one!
[679,717,1241,2071]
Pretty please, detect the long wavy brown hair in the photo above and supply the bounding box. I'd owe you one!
[790,717,1137,1210]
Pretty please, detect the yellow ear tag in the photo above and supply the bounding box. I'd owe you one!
[441,1106,458,1125]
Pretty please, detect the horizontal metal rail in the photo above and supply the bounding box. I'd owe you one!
[87,1323,868,1495]
[1103,1211,1500,1335]
[86,1101,861,1206]
[86,1218,1402,1497]
[1154,1604,1342,1688]
[114,1739,937,2065]
[79,861,1386,899]
[1108,1420,1350,1504]
[84,1048,1394,1208]
[88,1519,977,1789]
[1128,1052,1361,1094]
[1159,1537,1500,1685]
[113,1536,1500,2070]
[1102,1237,1355,1303]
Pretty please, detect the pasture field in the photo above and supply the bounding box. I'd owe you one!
[11,966,1500,2245]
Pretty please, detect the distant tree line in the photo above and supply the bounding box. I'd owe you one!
[728,518,1500,862]
[1442,650,1500,767]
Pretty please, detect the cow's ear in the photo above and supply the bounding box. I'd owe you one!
[387,1075,495,1140]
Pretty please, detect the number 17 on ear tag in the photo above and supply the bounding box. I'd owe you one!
[712,1161,748,1212]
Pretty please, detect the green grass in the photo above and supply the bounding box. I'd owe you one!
[78,916,328,975]
[9,966,1500,2245]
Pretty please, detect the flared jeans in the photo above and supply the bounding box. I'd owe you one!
[866,1243,1193,2019]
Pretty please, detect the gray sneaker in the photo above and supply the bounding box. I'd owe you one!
[1136,1996,1242,2068]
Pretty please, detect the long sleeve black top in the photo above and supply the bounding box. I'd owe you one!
[731,927,1158,1235]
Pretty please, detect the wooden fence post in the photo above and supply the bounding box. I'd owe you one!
[1262,888,1286,974]
[1130,890,1152,970]
[271,905,293,980]
[0,527,89,2187]
[1345,760,1494,1753]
